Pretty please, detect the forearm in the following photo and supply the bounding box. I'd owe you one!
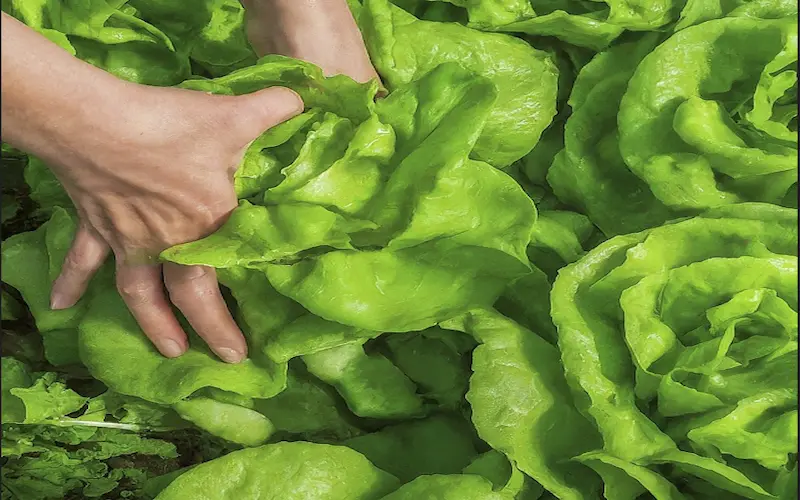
[0,12,125,167]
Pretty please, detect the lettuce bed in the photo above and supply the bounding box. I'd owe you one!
[1,0,797,499]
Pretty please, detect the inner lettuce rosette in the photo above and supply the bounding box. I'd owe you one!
[550,203,798,499]
[549,7,798,237]
[618,16,798,212]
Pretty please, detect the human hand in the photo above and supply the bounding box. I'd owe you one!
[45,82,303,363]
[242,0,380,84]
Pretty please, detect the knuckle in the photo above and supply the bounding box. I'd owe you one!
[167,283,216,309]
[64,250,98,274]
[116,280,156,305]
[168,265,211,285]
[165,269,216,306]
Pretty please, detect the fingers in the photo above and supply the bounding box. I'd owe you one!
[116,264,188,359]
[51,226,110,310]
[236,86,304,140]
[163,263,247,364]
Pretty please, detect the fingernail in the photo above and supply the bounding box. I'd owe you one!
[158,339,186,358]
[50,292,71,310]
[215,347,244,364]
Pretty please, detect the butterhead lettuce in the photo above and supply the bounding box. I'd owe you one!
[1,0,797,499]
[551,203,798,498]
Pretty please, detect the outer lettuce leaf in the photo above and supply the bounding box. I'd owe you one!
[573,451,683,500]
[462,450,545,499]
[489,9,624,51]
[263,314,380,363]
[618,17,798,211]
[1,357,34,423]
[1,209,83,333]
[154,442,400,500]
[1,208,102,366]
[3,0,190,85]
[421,0,681,49]
[302,341,425,419]
[1,194,20,225]
[23,157,73,217]
[547,33,674,237]
[78,278,289,405]
[1,288,23,321]
[676,0,798,31]
[344,415,479,482]
[178,55,379,122]
[441,309,602,500]
[362,0,559,166]
[253,362,362,441]
[550,203,798,498]
[378,474,505,500]
[382,328,474,408]
[172,397,275,447]
[79,261,294,409]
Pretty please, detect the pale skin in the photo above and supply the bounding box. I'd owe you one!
[0,1,377,363]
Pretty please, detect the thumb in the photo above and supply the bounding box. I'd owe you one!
[233,86,304,141]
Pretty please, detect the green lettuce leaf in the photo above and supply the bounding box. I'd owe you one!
[78,279,289,405]
[253,362,362,441]
[1,208,101,366]
[547,32,674,236]
[172,397,275,447]
[154,442,400,500]
[378,474,504,499]
[362,0,559,166]
[344,414,479,482]
[442,309,602,500]
[3,0,190,85]
[420,0,681,50]
[303,341,425,419]
[618,17,798,210]
[164,60,536,333]
[551,203,797,498]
